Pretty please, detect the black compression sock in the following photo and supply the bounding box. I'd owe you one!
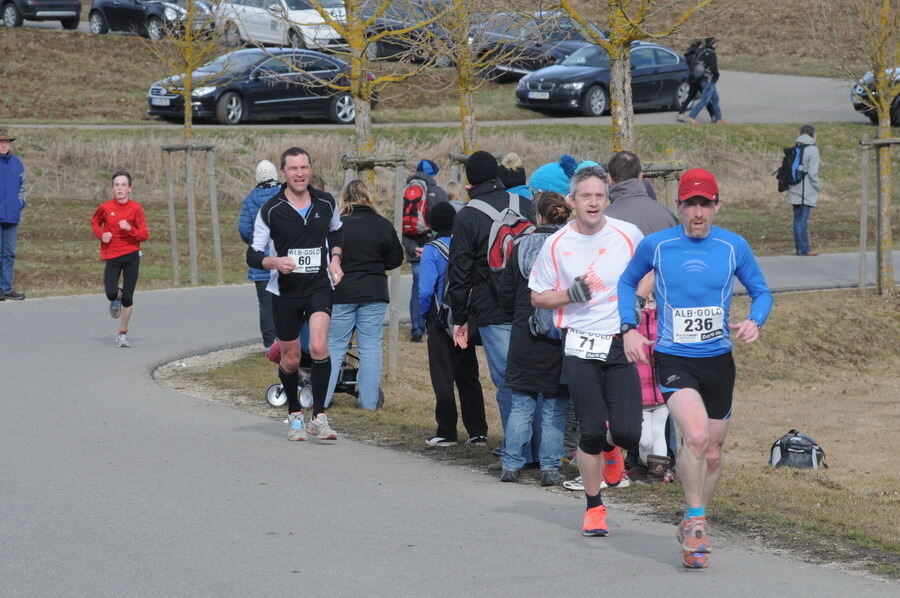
[310,357,331,417]
[586,492,604,510]
[278,367,300,414]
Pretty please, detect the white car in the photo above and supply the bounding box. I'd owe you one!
[218,0,346,50]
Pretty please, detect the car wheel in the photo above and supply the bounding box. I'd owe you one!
[673,80,690,110]
[89,10,108,34]
[216,92,244,125]
[581,85,609,117]
[288,29,305,49]
[328,93,355,124]
[146,17,164,40]
[2,3,23,27]
[60,16,79,29]
[223,22,241,47]
[867,110,879,125]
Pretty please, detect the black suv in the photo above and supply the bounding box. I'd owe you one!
[2,0,82,29]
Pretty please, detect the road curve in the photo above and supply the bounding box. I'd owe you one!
[0,280,896,595]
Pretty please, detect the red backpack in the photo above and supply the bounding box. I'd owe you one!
[401,179,430,237]
[467,193,535,273]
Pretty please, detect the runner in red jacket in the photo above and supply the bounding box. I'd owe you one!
[90,170,149,348]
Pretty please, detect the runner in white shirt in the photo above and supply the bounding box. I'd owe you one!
[529,166,644,537]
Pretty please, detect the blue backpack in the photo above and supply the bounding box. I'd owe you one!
[775,143,807,192]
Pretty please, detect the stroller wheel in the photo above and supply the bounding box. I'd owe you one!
[377,387,385,408]
[300,384,313,409]
[266,383,287,408]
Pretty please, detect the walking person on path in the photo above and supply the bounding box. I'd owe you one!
[618,168,773,569]
[529,166,644,536]
[247,147,344,442]
[238,159,281,352]
[680,37,724,124]
[0,128,27,301]
[788,125,822,256]
[90,170,149,348]
[324,179,404,410]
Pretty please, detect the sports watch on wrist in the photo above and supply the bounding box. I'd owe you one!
[620,323,637,334]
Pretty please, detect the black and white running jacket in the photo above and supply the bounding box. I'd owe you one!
[246,185,344,297]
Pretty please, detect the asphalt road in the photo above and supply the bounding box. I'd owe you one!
[1,254,897,596]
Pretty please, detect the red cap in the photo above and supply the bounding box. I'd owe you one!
[678,168,720,203]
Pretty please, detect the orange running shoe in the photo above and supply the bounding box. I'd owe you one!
[682,549,709,569]
[677,516,711,553]
[582,505,609,537]
[602,447,625,486]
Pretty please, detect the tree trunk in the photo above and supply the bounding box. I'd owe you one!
[875,117,894,295]
[608,49,634,152]
[459,92,476,154]
[353,97,377,192]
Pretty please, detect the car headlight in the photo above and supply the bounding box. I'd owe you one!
[164,7,178,21]
[516,78,527,90]
[559,82,584,91]
[192,86,216,97]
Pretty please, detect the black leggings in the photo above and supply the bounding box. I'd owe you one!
[562,337,642,456]
[104,251,140,307]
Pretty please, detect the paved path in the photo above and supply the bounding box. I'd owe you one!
[1,255,897,597]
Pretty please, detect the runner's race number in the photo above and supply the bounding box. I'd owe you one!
[673,306,724,343]
[564,329,613,361]
[288,247,321,274]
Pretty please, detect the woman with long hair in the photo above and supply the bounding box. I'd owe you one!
[324,179,403,409]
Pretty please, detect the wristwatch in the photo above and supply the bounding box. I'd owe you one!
[620,323,637,334]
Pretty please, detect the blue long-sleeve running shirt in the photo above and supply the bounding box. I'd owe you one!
[618,225,773,358]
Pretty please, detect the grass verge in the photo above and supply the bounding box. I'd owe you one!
[176,289,900,578]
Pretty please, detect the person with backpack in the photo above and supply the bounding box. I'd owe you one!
[787,125,821,256]
[446,150,535,460]
[418,201,488,447]
[496,191,571,486]
[681,37,723,124]
[401,159,449,343]
[676,40,715,122]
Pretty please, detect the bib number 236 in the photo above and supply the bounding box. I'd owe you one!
[673,306,724,343]
[565,329,613,361]
[288,247,321,274]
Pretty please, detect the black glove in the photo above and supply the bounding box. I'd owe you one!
[567,276,592,304]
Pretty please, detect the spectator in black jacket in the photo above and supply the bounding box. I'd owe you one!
[447,150,535,457]
[682,37,723,123]
[325,180,404,410]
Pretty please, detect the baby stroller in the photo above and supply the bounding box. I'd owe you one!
[265,324,385,408]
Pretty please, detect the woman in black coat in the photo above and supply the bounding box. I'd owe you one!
[325,180,404,409]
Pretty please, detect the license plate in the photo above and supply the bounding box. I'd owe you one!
[528,91,550,100]
[151,97,170,107]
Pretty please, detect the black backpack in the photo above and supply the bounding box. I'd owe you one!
[769,429,827,470]
[690,47,711,79]
[775,144,807,192]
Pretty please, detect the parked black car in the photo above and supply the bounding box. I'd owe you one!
[147,47,366,125]
[469,12,602,81]
[361,0,452,65]
[851,67,900,126]
[88,0,213,40]
[2,0,81,29]
[515,41,689,117]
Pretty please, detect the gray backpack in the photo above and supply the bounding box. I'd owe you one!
[769,429,827,470]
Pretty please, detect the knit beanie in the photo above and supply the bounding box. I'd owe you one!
[415,159,439,176]
[528,154,579,195]
[576,159,602,173]
[256,160,278,185]
[498,152,526,189]
[429,201,457,236]
[465,150,499,186]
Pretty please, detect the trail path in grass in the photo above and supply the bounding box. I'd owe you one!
[1,253,897,597]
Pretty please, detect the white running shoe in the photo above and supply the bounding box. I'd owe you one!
[287,412,307,441]
[116,333,130,348]
[307,413,337,440]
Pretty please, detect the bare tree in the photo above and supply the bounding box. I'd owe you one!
[144,1,223,142]
[556,0,714,151]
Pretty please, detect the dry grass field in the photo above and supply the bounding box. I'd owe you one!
[174,290,900,577]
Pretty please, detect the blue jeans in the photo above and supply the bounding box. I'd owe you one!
[479,323,513,447]
[689,79,722,121]
[502,390,568,471]
[409,262,425,336]
[325,302,387,410]
[792,204,812,255]
[0,222,18,294]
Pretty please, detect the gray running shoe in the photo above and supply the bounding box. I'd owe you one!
[500,468,520,483]
[115,333,130,348]
[540,470,566,487]
[307,413,337,440]
[287,412,307,441]
[109,299,122,319]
